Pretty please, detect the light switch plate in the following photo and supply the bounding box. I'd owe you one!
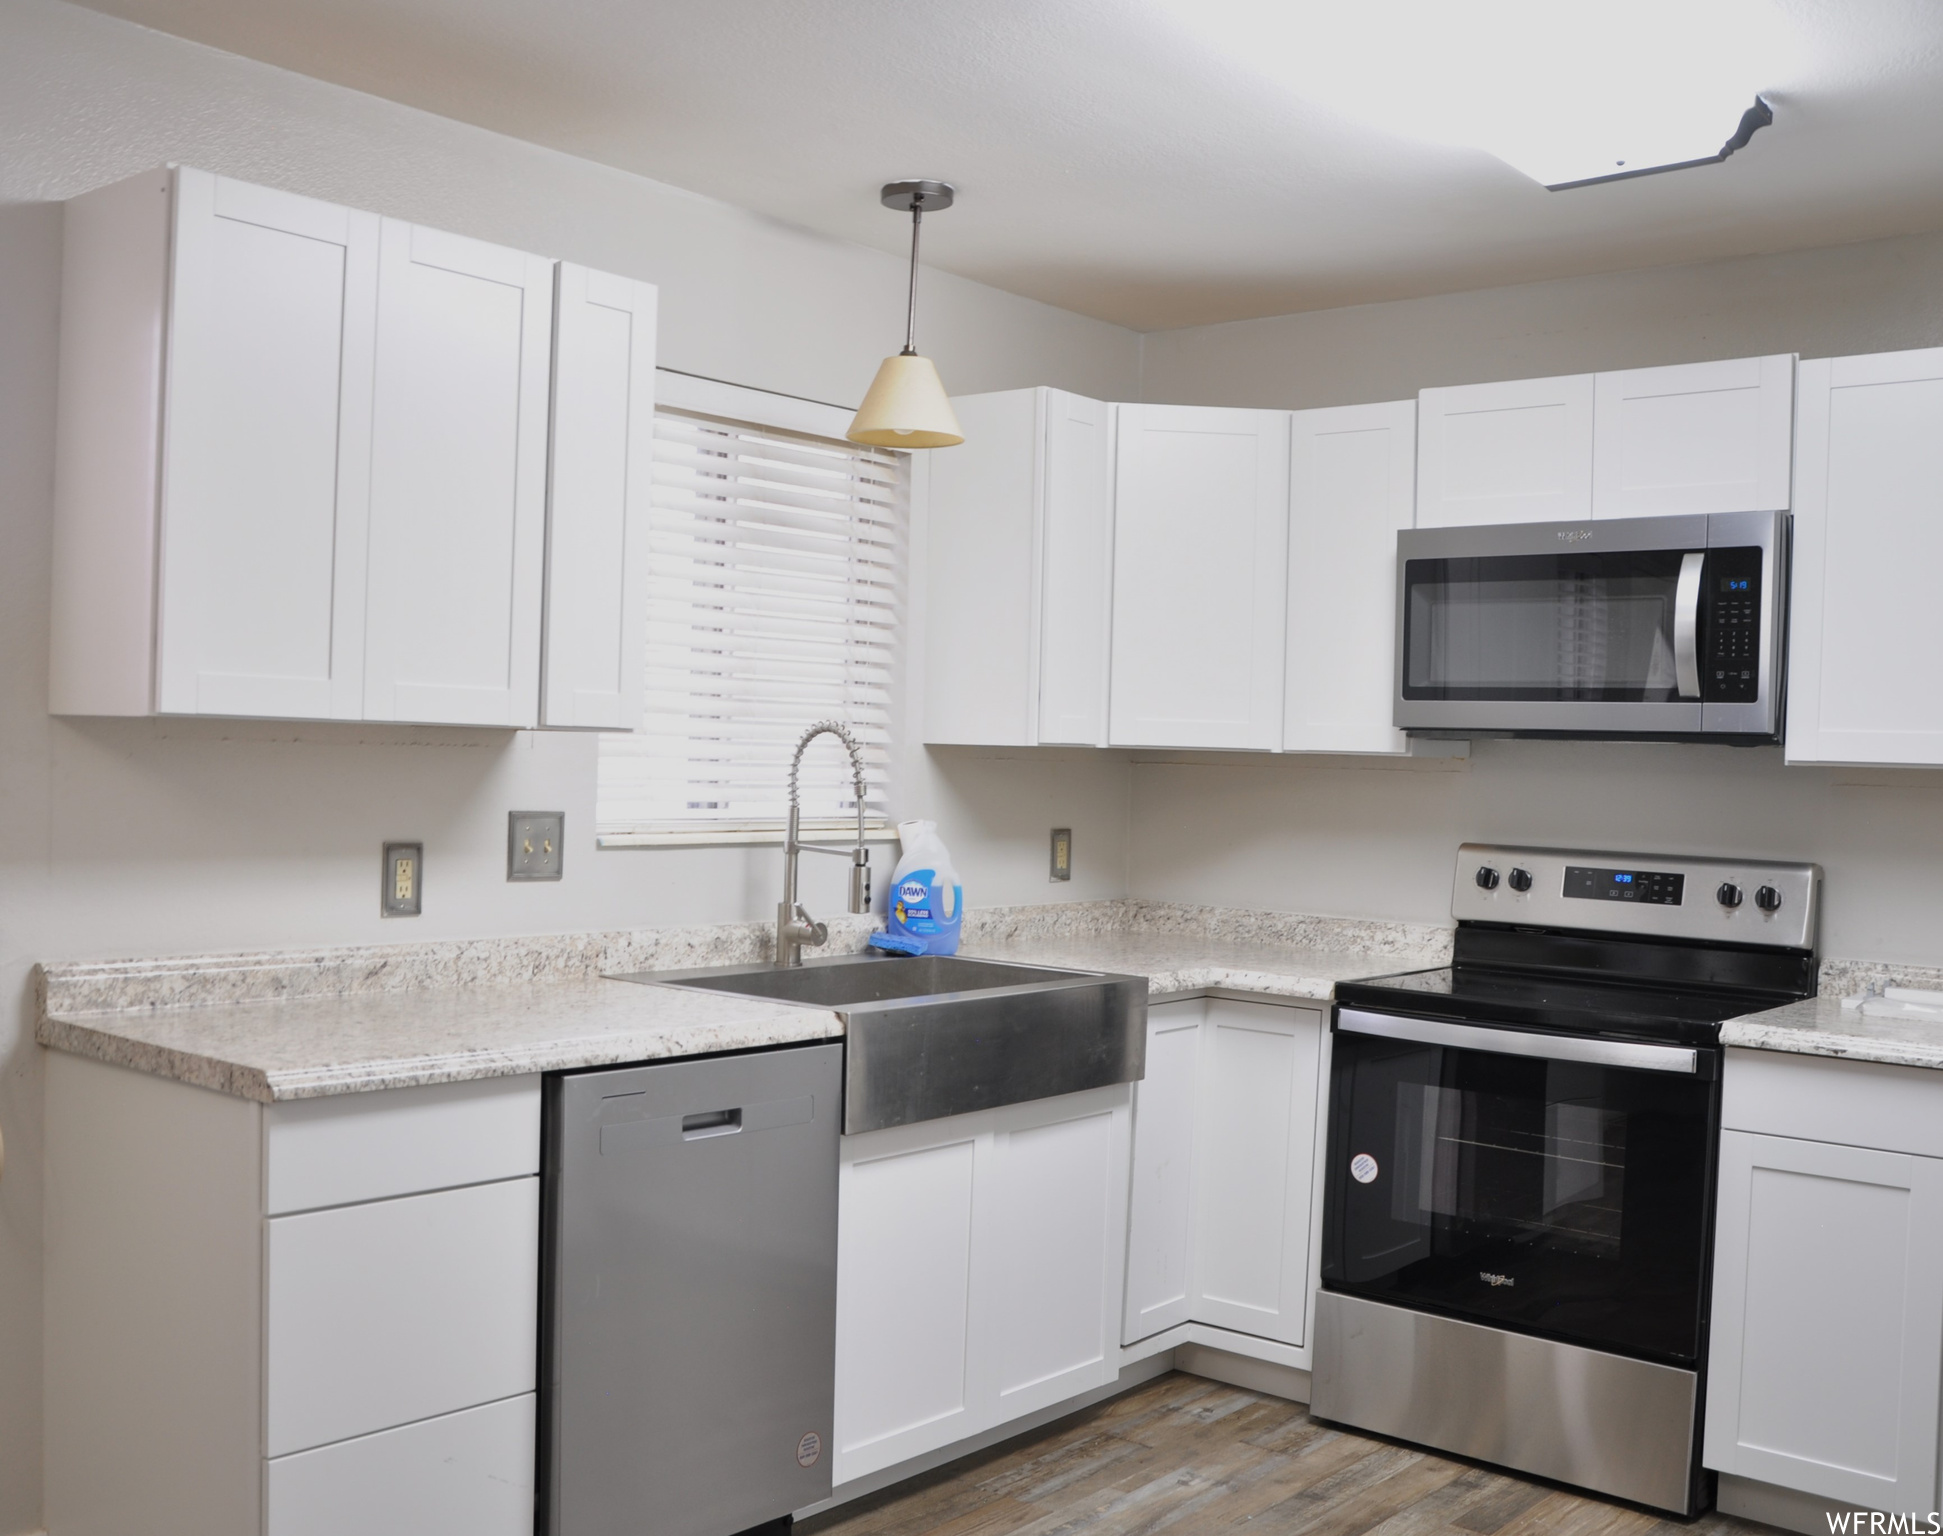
[508,812,565,881]
[1050,827,1073,882]
[382,842,423,917]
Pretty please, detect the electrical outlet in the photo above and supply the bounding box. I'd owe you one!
[382,842,423,917]
[1050,827,1073,882]
[508,811,565,881]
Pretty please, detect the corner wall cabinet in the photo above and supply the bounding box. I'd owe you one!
[1122,997,1326,1351]
[1705,1049,1943,1515]
[1108,405,1291,749]
[922,388,1112,746]
[48,166,655,730]
[1284,400,1416,755]
[1415,356,1793,529]
[44,1057,542,1536]
[1785,348,1943,766]
[832,1084,1131,1485]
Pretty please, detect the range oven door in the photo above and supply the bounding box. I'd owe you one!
[1320,1009,1720,1367]
[1394,509,1784,740]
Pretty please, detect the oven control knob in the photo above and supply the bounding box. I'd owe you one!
[1475,866,1500,891]
[1717,882,1743,909]
[1756,884,1783,913]
[1507,867,1533,893]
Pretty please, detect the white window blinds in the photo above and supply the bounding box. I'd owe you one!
[596,406,904,842]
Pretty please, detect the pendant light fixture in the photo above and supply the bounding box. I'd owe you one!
[847,180,965,449]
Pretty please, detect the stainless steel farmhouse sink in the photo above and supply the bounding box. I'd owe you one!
[610,952,1147,1133]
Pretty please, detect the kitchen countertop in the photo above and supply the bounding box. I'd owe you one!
[1723,982,1943,1072]
[35,900,1451,1102]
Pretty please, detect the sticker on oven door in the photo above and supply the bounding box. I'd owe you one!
[1350,1153,1379,1184]
[797,1431,822,1468]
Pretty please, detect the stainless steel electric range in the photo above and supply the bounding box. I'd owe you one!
[1313,842,1820,1517]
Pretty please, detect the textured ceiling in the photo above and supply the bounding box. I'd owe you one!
[66,0,1943,330]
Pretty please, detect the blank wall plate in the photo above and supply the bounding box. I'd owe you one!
[508,812,564,881]
[382,842,423,917]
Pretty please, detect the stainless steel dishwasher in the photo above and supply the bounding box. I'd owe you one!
[541,1042,842,1536]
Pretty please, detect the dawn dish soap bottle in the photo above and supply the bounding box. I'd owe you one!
[885,819,963,956]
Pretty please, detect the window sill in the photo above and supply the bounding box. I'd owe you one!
[598,826,899,850]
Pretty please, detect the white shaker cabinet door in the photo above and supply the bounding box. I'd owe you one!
[1706,1130,1943,1511]
[1036,390,1113,746]
[362,220,554,726]
[1284,400,1415,754]
[1591,355,1794,519]
[1786,350,1943,765]
[833,1124,980,1482]
[156,168,379,719]
[541,264,657,729]
[1191,999,1324,1346]
[1109,404,1290,749]
[1416,374,1594,527]
[1123,999,1205,1344]
[976,1090,1129,1422]
[922,387,1110,747]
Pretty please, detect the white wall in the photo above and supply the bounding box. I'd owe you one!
[0,4,1139,1528]
[1130,228,1943,972]
[1139,224,1943,409]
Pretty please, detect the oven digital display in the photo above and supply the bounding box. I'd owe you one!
[1563,865,1685,905]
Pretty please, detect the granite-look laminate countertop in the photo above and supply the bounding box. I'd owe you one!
[36,901,1452,1102]
[1722,989,1943,1072]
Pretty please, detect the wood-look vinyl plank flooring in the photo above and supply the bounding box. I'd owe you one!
[800,1372,1785,1536]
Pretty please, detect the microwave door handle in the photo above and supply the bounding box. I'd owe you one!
[1674,551,1705,700]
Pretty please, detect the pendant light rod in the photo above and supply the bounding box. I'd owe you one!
[904,200,922,355]
[880,180,954,357]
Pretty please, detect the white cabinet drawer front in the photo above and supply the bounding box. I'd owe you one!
[267,1177,539,1456]
[268,1394,534,1536]
[1723,1049,1943,1159]
[1706,1131,1943,1509]
[266,1074,540,1214]
[834,1133,977,1477]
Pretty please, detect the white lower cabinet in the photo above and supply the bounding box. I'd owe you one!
[266,1176,539,1455]
[1122,997,1325,1351]
[1706,1051,1943,1515]
[833,1085,1131,1485]
[266,1395,536,1536]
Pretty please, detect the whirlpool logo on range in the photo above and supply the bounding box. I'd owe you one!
[1479,1271,1516,1288]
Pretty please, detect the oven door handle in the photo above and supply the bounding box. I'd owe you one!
[1336,1008,1699,1074]
[1674,550,1705,700]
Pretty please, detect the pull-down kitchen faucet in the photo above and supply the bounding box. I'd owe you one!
[776,720,873,967]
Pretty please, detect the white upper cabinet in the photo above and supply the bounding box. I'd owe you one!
[1415,374,1594,527]
[922,388,1111,747]
[52,167,381,719]
[361,221,554,727]
[1284,400,1415,755]
[1592,355,1794,518]
[1108,404,1290,749]
[51,167,657,731]
[1786,349,1943,766]
[540,264,658,730]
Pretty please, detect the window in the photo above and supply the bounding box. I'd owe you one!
[596,385,904,844]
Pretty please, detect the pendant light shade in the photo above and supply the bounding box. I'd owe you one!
[848,180,965,449]
[848,353,963,448]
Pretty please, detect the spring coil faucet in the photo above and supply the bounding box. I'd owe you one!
[776,720,873,967]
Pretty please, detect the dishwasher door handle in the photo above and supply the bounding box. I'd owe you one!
[600,1093,816,1155]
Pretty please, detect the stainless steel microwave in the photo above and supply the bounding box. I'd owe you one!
[1394,509,1788,742]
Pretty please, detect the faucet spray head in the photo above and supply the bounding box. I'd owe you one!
[849,848,872,914]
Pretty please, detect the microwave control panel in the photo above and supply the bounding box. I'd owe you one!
[1703,547,1763,703]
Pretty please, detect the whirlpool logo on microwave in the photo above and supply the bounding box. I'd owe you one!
[1556,528,1595,544]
